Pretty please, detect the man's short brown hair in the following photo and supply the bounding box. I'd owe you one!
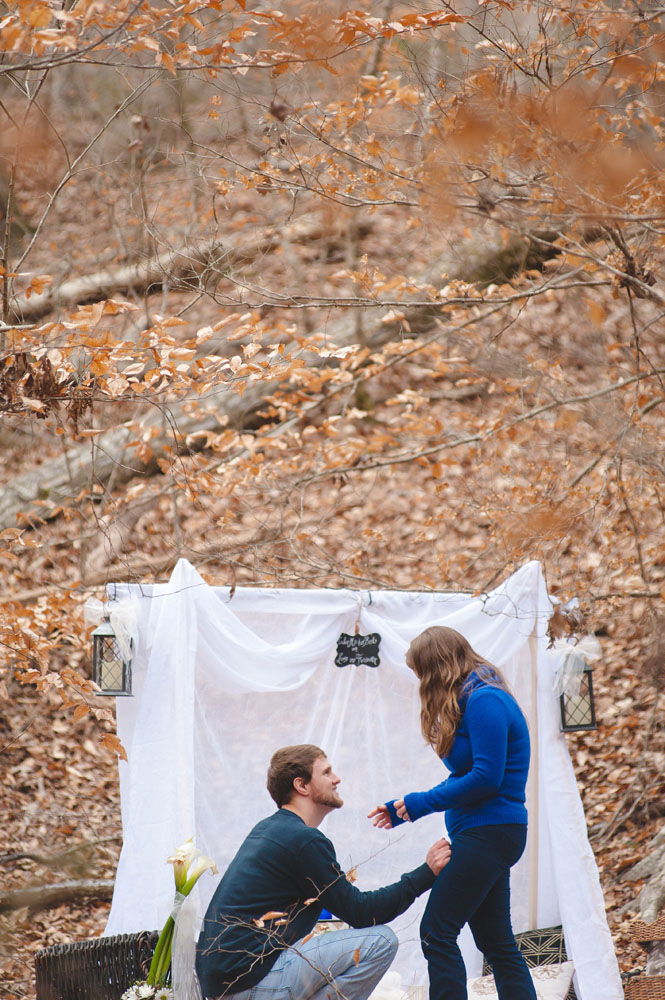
[267,745,325,807]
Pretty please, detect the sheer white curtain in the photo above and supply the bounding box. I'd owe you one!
[104,559,621,1000]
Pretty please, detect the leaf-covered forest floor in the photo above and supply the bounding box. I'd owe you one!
[2,93,665,998]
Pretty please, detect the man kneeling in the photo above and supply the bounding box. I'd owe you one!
[196,744,450,1000]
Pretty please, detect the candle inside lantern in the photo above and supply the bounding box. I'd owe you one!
[101,658,119,691]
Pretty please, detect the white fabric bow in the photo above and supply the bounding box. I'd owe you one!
[552,635,601,698]
[84,596,140,661]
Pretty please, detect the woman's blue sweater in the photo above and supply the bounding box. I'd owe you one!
[386,674,530,838]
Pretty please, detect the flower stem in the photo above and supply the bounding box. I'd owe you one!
[155,923,174,985]
[147,916,174,986]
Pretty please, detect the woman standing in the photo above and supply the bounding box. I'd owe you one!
[369,626,536,1000]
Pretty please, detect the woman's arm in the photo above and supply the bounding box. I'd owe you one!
[372,689,512,826]
[406,691,510,820]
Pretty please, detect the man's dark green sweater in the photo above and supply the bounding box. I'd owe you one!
[195,808,435,999]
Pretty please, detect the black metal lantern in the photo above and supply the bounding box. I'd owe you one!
[559,660,596,732]
[92,614,132,696]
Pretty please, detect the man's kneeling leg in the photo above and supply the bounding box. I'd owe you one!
[231,926,398,1000]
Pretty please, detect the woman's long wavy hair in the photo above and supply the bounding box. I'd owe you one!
[407,625,509,758]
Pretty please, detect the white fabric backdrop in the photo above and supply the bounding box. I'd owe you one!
[104,559,622,1000]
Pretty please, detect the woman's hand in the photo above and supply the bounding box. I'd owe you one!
[394,798,411,822]
[368,799,412,828]
[368,805,394,829]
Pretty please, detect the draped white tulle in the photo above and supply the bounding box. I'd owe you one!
[104,559,621,1000]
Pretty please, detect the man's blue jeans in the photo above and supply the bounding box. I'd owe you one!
[420,824,536,1000]
[219,925,398,1000]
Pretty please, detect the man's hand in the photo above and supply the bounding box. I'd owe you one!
[425,837,451,876]
[368,805,393,828]
[368,799,411,828]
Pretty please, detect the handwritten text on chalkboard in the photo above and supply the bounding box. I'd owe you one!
[335,632,381,668]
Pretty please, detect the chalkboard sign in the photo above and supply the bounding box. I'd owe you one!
[335,632,381,668]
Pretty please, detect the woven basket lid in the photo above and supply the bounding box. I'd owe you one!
[631,914,665,944]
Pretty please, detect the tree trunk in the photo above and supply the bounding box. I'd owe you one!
[1,271,455,531]
[0,879,114,914]
[0,386,265,530]
[0,167,35,248]
[8,215,364,322]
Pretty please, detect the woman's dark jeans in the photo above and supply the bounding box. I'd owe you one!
[420,823,536,1000]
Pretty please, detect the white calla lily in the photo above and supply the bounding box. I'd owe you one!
[183,853,218,893]
[166,837,200,892]
[146,838,218,990]
[166,837,199,869]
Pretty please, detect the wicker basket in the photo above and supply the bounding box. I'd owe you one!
[632,917,665,946]
[34,930,159,1000]
[624,975,665,999]
[482,925,576,1000]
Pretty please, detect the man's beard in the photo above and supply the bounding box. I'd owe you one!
[312,788,343,809]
